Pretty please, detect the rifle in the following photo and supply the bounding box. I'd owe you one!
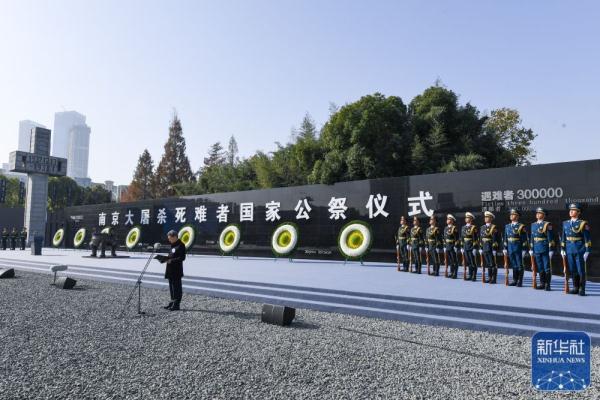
[395,236,400,272]
[561,253,569,294]
[462,250,467,280]
[531,252,537,289]
[480,250,485,283]
[426,245,431,275]
[503,252,509,285]
[408,246,413,273]
[444,248,448,277]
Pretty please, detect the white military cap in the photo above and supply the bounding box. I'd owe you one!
[465,212,475,219]
[446,214,456,221]
[484,211,495,219]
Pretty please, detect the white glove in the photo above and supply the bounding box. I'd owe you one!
[461,249,465,254]
[561,250,566,257]
[472,250,477,257]
[453,247,458,253]
[584,252,589,261]
[436,249,441,254]
[503,249,507,255]
[528,250,533,256]
[396,245,399,250]
[406,245,410,251]
[493,251,497,257]
[443,248,447,254]
[549,251,554,258]
[478,249,483,255]
[522,250,526,258]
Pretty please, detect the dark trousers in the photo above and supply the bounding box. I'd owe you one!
[168,277,183,304]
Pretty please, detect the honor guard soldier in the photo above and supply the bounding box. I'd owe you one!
[460,212,479,281]
[503,209,529,287]
[530,207,555,291]
[480,211,501,284]
[426,216,443,276]
[395,216,410,272]
[19,227,27,250]
[409,216,425,273]
[9,227,18,250]
[1,228,7,250]
[561,203,591,296]
[444,214,460,279]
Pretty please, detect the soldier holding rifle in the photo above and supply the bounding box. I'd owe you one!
[503,209,529,287]
[395,216,410,272]
[443,214,460,279]
[460,212,479,281]
[425,216,443,276]
[479,211,501,284]
[409,216,425,274]
[530,207,554,291]
[561,203,591,296]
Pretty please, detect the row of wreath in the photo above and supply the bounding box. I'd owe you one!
[51,221,373,259]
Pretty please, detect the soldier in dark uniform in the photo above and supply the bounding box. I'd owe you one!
[409,216,424,274]
[19,227,27,250]
[9,227,18,250]
[479,211,501,284]
[164,230,186,311]
[1,228,7,250]
[444,214,460,279]
[561,203,591,296]
[503,209,529,287]
[425,215,443,276]
[530,207,554,291]
[395,216,410,272]
[460,212,479,281]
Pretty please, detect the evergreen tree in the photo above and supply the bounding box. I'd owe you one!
[126,149,155,201]
[154,112,195,197]
[227,136,239,166]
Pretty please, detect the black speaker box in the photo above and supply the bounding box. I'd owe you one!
[55,276,77,290]
[0,268,15,279]
[261,304,295,326]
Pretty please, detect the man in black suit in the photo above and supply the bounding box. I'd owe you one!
[164,230,185,311]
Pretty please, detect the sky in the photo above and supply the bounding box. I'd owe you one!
[0,0,598,184]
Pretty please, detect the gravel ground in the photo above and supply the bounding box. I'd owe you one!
[0,271,598,400]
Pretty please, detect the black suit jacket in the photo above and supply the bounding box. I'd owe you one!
[165,239,186,279]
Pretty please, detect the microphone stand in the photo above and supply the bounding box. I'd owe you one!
[119,244,159,318]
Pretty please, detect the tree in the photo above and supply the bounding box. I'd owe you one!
[484,108,536,166]
[310,93,411,184]
[125,149,155,201]
[0,175,21,207]
[81,185,112,205]
[154,112,195,197]
[226,136,239,166]
[48,177,83,211]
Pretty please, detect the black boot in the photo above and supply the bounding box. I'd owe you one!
[491,267,497,284]
[579,276,586,296]
[434,264,440,276]
[163,302,174,310]
[508,269,518,286]
[451,265,458,279]
[517,269,524,287]
[536,271,546,290]
[485,267,492,283]
[569,275,580,295]
[545,273,552,291]
[471,267,477,281]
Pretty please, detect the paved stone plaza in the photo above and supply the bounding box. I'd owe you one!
[1,270,598,399]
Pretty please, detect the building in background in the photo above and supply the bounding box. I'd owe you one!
[91,180,129,202]
[18,120,46,152]
[52,111,91,184]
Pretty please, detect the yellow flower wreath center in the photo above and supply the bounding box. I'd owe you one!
[277,231,291,247]
[346,230,364,249]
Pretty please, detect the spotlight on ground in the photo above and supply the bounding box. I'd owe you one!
[54,276,77,290]
[49,265,68,284]
[261,304,296,326]
[0,268,15,279]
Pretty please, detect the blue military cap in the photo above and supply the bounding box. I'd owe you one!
[535,207,547,215]
[509,208,520,216]
[568,202,581,211]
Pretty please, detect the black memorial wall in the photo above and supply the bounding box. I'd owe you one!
[47,159,600,278]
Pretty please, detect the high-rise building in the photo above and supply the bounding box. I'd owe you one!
[66,124,91,180]
[18,120,46,152]
[52,111,86,159]
[52,111,91,182]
